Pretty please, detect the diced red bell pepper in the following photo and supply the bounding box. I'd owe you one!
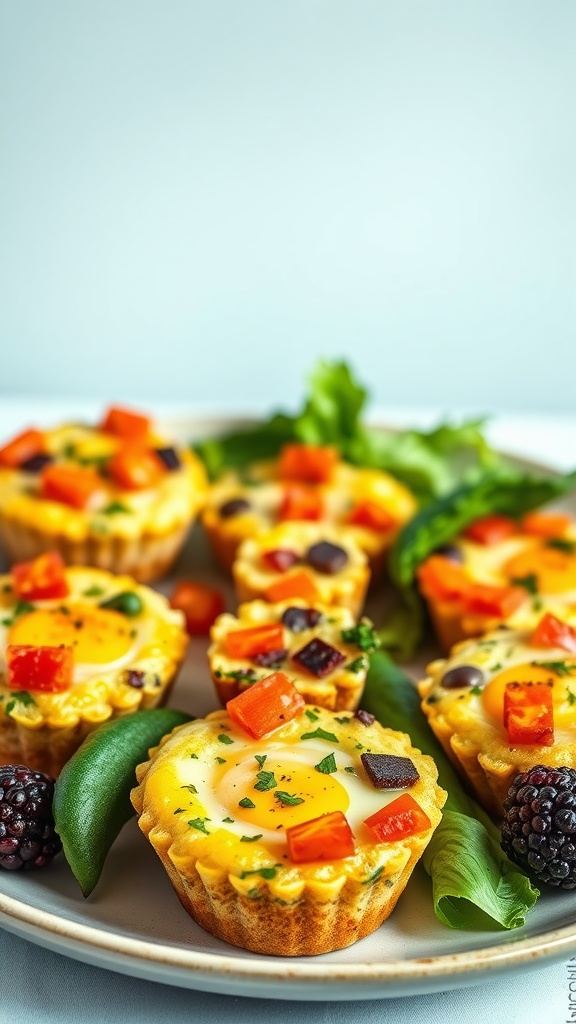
[40,464,106,509]
[462,583,525,618]
[107,446,165,490]
[265,570,320,604]
[286,810,356,863]
[11,552,69,601]
[0,429,45,469]
[522,511,573,538]
[225,623,285,659]
[364,793,432,842]
[170,581,225,636]
[531,612,576,654]
[417,556,471,602]
[348,499,397,533]
[226,671,305,739]
[503,681,554,745]
[279,484,324,522]
[463,515,517,546]
[100,406,150,442]
[278,444,337,484]
[261,548,299,573]
[7,644,74,693]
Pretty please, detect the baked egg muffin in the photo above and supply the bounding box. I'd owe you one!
[419,612,576,818]
[131,673,445,956]
[0,406,208,582]
[209,599,380,710]
[417,510,576,652]
[202,443,416,575]
[0,552,188,776]
[232,521,370,617]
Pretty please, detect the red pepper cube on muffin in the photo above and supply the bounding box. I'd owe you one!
[416,510,576,653]
[418,615,576,817]
[232,522,370,618]
[0,407,208,582]
[209,598,379,709]
[0,558,188,776]
[131,685,445,956]
[202,443,417,576]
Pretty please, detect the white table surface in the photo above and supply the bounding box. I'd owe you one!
[0,402,574,1023]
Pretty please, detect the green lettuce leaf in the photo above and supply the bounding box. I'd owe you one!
[362,652,539,929]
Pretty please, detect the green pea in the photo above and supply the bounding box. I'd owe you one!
[99,591,143,617]
[53,708,192,896]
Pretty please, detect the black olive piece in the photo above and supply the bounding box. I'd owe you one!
[434,544,464,563]
[355,709,375,726]
[252,648,288,668]
[292,638,346,678]
[441,664,484,690]
[155,447,182,471]
[126,670,145,689]
[18,453,54,473]
[99,591,143,617]
[360,753,420,789]
[280,606,323,633]
[306,541,348,575]
[219,497,252,519]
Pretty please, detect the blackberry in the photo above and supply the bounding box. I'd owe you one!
[0,765,61,871]
[501,765,576,889]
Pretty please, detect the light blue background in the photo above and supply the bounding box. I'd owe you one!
[1,1,575,412]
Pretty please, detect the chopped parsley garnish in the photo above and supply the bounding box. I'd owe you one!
[222,817,235,824]
[254,754,267,768]
[340,622,381,653]
[300,727,338,743]
[510,573,539,595]
[470,685,483,695]
[239,797,256,809]
[334,715,351,724]
[181,784,198,795]
[304,708,319,722]
[217,668,260,684]
[101,501,131,515]
[344,766,356,774]
[1,600,35,627]
[173,808,185,815]
[82,585,106,598]
[345,656,367,674]
[315,753,337,774]
[188,818,210,834]
[215,756,227,764]
[362,865,384,884]
[254,770,277,792]
[189,753,199,759]
[532,660,576,678]
[240,834,262,843]
[240,867,279,880]
[489,663,503,673]
[274,791,304,806]
[218,733,234,745]
[546,537,576,554]
[566,688,576,706]
[5,691,37,716]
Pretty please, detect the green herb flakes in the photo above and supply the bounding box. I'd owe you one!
[188,818,210,834]
[254,770,277,792]
[240,834,262,843]
[300,727,338,743]
[239,797,256,809]
[218,733,234,745]
[315,753,337,774]
[274,791,304,806]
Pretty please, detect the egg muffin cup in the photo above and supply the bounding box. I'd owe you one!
[209,599,378,710]
[419,625,576,818]
[131,706,445,956]
[232,522,370,618]
[202,452,416,576]
[0,413,208,583]
[0,565,188,776]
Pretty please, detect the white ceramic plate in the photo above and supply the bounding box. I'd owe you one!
[0,417,574,1000]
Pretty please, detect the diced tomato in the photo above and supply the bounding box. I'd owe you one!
[7,644,74,693]
[0,429,45,469]
[279,484,324,522]
[170,581,225,636]
[286,810,355,863]
[226,671,305,739]
[363,793,432,842]
[348,499,397,533]
[417,556,471,602]
[107,446,165,490]
[100,406,150,441]
[522,511,573,539]
[462,583,525,618]
[531,612,576,654]
[277,444,337,485]
[261,549,299,573]
[40,464,106,510]
[463,515,517,546]
[265,570,320,604]
[225,623,285,659]
[504,681,554,746]
[11,552,69,601]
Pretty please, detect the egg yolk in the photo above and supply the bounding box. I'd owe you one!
[504,545,576,595]
[216,756,350,830]
[483,660,576,728]
[8,605,136,665]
